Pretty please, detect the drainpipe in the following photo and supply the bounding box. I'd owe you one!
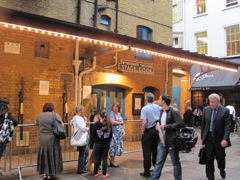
[114,0,119,33]
[78,54,97,105]
[165,60,169,94]
[93,0,98,28]
[77,0,81,24]
[72,39,82,106]
[104,53,117,69]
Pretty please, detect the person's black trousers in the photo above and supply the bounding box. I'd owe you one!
[141,127,159,174]
[205,133,226,180]
[229,115,235,132]
[94,143,110,175]
[0,143,6,159]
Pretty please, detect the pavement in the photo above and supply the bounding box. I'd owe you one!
[1,128,240,180]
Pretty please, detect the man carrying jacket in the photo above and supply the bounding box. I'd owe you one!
[150,94,184,180]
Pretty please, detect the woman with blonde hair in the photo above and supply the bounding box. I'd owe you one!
[183,100,193,127]
[70,105,89,174]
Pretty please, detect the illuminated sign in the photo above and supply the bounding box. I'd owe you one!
[193,72,214,81]
[118,60,154,75]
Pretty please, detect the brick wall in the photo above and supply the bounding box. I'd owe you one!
[0,27,76,121]
[0,0,172,45]
[0,22,169,121]
[0,0,78,23]
[0,1,185,149]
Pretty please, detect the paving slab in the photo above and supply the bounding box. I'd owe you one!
[1,128,240,180]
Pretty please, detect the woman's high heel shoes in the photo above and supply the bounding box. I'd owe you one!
[110,161,119,168]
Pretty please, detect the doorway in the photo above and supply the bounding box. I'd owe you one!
[91,85,125,118]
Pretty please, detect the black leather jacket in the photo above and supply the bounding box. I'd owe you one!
[159,106,184,146]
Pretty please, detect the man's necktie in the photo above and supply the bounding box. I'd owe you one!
[210,109,216,135]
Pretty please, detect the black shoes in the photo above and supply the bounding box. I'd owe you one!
[220,170,226,179]
[78,170,87,174]
[140,172,150,177]
[110,162,119,167]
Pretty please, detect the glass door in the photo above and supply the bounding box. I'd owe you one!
[91,85,125,118]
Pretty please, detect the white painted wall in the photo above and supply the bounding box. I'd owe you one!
[173,0,240,58]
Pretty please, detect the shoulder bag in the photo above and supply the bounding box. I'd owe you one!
[0,113,15,144]
[70,125,87,147]
[52,113,67,140]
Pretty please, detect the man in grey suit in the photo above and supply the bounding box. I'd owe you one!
[201,93,231,180]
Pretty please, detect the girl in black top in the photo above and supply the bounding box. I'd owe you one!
[91,109,112,178]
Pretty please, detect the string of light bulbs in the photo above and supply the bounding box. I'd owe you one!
[0,21,237,72]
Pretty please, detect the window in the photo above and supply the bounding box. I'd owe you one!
[196,32,208,55]
[173,36,183,48]
[226,0,238,7]
[196,0,206,15]
[100,15,111,31]
[173,5,178,22]
[136,26,153,60]
[226,25,240,56]
[172,1,183,22]
[137,26,152,40]
[173,37,179,46]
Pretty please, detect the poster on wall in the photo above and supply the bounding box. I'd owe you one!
[39,81,49,95]
[83,86,92,99]
[132,93,144,115]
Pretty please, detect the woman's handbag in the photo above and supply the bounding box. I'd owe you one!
[198,146,206,165]
[52,113,67,140]
[70,126,87,147]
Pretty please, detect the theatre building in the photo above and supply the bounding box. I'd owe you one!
[0,2,238,147]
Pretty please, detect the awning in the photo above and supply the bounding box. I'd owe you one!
[191,70,240,90]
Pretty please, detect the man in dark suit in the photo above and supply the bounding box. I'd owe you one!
[201,93,231,180]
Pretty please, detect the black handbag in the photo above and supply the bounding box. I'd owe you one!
[52,113,67,140]
[198,146,206,165]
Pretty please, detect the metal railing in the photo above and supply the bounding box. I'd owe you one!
[0,120,142,178]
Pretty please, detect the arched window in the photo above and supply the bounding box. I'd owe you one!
[100,15,111,31]
[137,26,152,40]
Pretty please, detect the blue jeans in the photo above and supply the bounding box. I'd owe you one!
[77,135,89,172]
[150,142,182,180]
[77,145,87,173]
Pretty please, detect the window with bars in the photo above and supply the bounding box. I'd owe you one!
[226,25,240,56]
[226,0,238,7]
[196,0,206,15]
[196,32,208,55]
